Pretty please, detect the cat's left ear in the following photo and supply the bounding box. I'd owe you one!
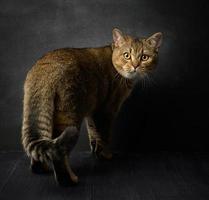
[146,32,163,50]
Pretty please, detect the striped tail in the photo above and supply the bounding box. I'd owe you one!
[21,80,78,165]
[22,125,78,165]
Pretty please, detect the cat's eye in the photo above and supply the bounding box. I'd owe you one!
[123,52,131,59]
[141,55,149,61]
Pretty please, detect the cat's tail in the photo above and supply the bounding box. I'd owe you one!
[22,126,78,165]
[21,78,78,165]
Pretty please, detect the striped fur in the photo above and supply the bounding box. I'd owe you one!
[21,69,79,166]
[21,29,162,186]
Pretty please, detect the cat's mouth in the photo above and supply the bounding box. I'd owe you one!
[128,66,147,79]
[115,65,146,80]
[126,67,150,80]
[125,70,140,79]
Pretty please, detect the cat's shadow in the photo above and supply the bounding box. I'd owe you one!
[71,151,134,177]
[44,151,135,196]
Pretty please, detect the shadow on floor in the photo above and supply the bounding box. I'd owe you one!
[1,151,209,200]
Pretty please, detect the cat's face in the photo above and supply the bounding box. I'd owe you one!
[112,28,163,79]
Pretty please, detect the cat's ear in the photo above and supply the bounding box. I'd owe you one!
[146,32,163,50]
[112,28,126,48]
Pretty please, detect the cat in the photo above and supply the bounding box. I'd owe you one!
[21,28,162,186]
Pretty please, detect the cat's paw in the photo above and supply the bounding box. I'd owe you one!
[55,173,78,187]
[90,140,113,160]
[98,149,113,160]
[30,159,52,174]
[53,157,78,187]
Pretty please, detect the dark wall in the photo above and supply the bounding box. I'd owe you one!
[0,0,209,151]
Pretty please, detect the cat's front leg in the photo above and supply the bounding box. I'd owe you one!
[85,116,113,160]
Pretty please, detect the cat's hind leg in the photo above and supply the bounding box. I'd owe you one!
[85,117,113,160]
[52,126,79,186]
[53,154,78,186]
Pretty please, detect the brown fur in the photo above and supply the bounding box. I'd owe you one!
[21,28,162,186]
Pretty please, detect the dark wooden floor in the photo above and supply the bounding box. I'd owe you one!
[1,151,209,200]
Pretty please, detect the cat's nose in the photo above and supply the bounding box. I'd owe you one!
[132,64,139,69]
[132,60,140,69]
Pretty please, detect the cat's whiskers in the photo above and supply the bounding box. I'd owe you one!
[142,78,144,90]
[145,73,158,88]
[149,73,158,88]
[119,76,124,86]
[113,72,121,83]
[139,73,148,90]
[113,71,127,87]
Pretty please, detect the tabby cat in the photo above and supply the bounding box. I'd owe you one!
[21,28,162,186]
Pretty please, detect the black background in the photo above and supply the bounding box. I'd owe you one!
[0,0,209,152]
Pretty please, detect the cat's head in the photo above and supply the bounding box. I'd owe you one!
[112,28,163,79]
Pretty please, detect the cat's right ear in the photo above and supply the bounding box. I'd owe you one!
[112,28,125,48]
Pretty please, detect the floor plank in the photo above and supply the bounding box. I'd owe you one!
[0,151,209,200]
[0,151,22,192]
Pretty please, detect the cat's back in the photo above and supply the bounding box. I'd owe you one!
[27,48,81,76]
[25,48,92,87]
[36,48,86,66]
